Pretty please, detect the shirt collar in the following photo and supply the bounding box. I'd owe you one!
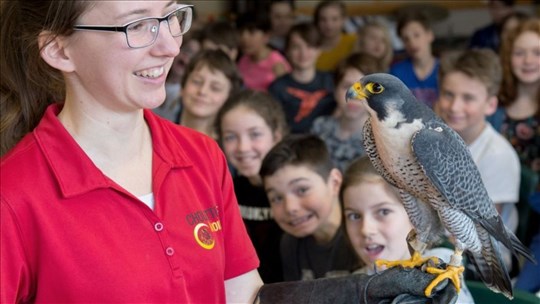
[34,104,192,198]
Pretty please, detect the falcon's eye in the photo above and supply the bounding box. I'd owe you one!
[367,82,384,94]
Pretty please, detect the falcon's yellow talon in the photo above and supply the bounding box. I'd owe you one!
[424,265,464,297]
[375,252,439,269]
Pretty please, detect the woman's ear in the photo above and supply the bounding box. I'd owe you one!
[38,31,76,73]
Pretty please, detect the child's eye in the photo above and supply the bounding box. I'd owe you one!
[346,212,361,221]
[377,208,391,217]
[210,85,225,93]
[222,134,236,142]
[295,186,309,196]
[268,195,283,205]
[249,131,262,140]
[189,78,203,85]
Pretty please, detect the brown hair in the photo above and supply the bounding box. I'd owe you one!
[334,52,382,85]
[285,22,321,51]
[498,18,540,113]
[396,11,432,37]
[215,89,289,144]
[439,48,502,96]
[339,156,398,205]
[260,134,334,181]
[1,1,93,156]
[201,20,239,51]
[180,49,243,94]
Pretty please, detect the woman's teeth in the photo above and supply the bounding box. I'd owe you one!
[135,66,164,78]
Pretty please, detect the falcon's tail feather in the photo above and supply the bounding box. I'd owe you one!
[465,234,513,299]
[506,227,536,263]
[477,216,536,263]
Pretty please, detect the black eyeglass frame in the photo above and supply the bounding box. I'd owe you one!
[73,5,193,49]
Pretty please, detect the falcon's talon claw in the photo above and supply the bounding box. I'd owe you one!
[375,252,439,270]
[424,265,464,297]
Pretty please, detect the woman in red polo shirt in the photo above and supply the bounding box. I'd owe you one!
[0,1,463,303]
[0,1,262,303]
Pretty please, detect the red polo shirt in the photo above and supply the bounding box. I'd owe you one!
[1,104,259,303]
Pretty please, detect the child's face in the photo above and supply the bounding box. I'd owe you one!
[343,181,413,266]
[437,71,496,143]
[240,29,268,57]
[511,31,540,85]
[264,165,342,238]
[181,64,232,119]
[221,106,281,181]
[317,6,344,39]
[287,33,320,71]
[334,67,367,120]
[400,21,433,60]
[361,27,388,60]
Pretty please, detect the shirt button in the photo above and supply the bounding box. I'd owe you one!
[166,247,175,256]
[154,222,164,232]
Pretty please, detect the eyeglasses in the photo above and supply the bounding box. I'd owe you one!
[73,5,193,49]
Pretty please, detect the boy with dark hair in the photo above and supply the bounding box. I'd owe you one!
[268,22,335,134]
[260,134,357,281]
[390,11,439,109]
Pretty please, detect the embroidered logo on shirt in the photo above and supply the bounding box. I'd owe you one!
[186,206,221,250]
[286,88,328,122]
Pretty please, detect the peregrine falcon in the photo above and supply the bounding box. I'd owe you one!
[345,73,535,299]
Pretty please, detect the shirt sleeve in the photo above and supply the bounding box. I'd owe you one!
[212,143,260,279]
[1,199,33,303]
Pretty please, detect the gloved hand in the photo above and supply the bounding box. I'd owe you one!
[254,264,458,304]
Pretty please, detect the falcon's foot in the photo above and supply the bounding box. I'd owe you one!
[375,251,440,270]
[425,264,464,297]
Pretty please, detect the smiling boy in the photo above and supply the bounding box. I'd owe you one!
[436,48,520,270]
[260,134,357,281]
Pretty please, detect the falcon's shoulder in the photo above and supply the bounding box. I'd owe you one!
[411,120,495,216]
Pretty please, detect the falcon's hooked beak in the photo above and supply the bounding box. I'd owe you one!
[346,82,369,102]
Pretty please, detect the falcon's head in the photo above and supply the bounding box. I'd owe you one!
[345,73,432,126]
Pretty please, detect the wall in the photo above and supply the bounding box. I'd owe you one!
[191,0,537,40]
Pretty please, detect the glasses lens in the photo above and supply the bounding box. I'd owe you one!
[126,19,159,48]
[168,7,192,37]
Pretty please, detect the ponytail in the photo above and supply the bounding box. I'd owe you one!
[0,1,90,156]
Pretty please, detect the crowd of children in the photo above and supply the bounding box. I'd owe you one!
[144,0,540,297]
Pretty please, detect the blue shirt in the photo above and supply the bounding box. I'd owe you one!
[390,58,439,109]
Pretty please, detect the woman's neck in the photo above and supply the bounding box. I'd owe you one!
[58,100,147,156]
[57,100,153,196]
